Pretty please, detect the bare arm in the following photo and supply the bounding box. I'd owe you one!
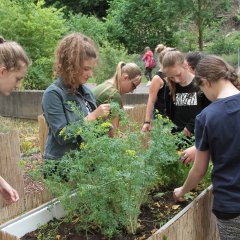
[142,75,164,132]
[0,176,19,204]
[174,149,210,201]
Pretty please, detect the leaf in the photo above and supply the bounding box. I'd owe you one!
[150,228,158,234]
[185,192,194,200]
[153,202,161,208]
[138,234,146,240]
[172,204,180,210]
[56,235,61,240]
[154,192,165,198]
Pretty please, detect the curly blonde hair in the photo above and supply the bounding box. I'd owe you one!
[54,32,98,91]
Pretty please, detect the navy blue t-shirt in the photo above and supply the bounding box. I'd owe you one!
[195,93,240,213]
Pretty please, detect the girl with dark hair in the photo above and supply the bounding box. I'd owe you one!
[174,55,240,240]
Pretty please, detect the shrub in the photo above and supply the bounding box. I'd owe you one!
[93,41,136,84]
[0,0,67,89]
[207,31,240,57]
[67,13,108,46]
[38,104,190,238]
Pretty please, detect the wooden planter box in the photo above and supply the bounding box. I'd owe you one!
[149,185,219,240]
[0,131,52,225]
[0,185,219,240]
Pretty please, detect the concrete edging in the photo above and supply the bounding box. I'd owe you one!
[0,90,148,120]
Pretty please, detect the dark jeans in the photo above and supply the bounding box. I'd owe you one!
[145,67,152,81]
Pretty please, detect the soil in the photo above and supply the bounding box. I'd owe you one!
[21,187,202,240]
[23,153,45,194]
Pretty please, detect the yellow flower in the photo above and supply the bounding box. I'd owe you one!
[76,129,82,135]
[80,142,87,150]
[177,150,183,156]
[165,116,170,122]
[125,149,136,157]
[59,127,66,136]
[101,122,112,128]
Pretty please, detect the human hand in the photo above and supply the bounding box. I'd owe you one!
[141,123,150,132]
[183,127,192,137]
[180,146,196,166]
[173,187,185,202]
[89,104,110,120]
[0,178,19,204]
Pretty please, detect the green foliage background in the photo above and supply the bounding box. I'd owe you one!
[0,0,239,89]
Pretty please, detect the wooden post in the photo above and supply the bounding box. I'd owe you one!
[0,231,19,240]
[0,131,24,209]
[124,104,146,126]
[38,114,48,155]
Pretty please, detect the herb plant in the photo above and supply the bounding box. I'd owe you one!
[39,105,194,238]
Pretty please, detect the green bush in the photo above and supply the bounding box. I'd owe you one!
[37,104,189,238]
[207,31,240,56]
[67,13,108,46]
[93,41,137,84]
[0,0,67,89]
[25,57,53,90]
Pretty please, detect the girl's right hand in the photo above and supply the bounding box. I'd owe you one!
[94,104,110,118]
[86,104,111,121]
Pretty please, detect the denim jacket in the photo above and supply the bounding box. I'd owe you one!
[42,78,97,160]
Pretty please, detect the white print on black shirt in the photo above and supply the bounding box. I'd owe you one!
[175,92,197,106]
[84,100,93,114]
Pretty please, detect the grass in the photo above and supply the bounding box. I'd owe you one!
[0,116,39,154]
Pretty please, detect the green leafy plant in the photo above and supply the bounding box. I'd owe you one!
[0,0,67,90]
[144,115,189,188]
[37,107,196,238]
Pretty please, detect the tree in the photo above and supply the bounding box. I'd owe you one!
[168,0,232,50]
[44,0,111,18]
[0,0,67,89]
[106,0,178,53]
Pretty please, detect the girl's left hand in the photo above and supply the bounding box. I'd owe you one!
[180,146,196,166]
[183,127,192,137]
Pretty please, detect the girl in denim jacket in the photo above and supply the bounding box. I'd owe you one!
[42,33,110,160]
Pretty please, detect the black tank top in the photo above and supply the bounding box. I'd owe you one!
[154,71,167,116]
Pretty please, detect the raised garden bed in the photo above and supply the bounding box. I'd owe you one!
[0,185,219,240]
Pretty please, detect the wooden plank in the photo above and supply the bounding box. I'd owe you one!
[38,114,48,155]
[148,186,220,240]
[0,132,24,209]
[0,230,19,240]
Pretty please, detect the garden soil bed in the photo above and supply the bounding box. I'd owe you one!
[21,186,204,240]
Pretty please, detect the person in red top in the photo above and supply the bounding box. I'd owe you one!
[142,46,153,86]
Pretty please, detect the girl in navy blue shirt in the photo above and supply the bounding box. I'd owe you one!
[174,55,240,240]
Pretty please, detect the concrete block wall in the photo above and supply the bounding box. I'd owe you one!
[0,90,148,120]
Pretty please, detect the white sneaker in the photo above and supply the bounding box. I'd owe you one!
[146,81,151,86]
